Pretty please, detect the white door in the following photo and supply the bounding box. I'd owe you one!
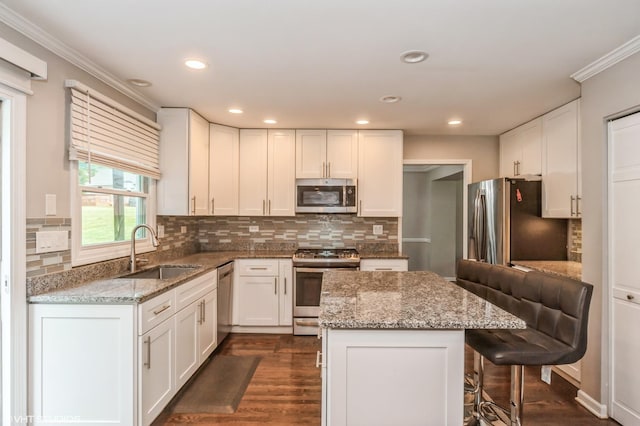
[210,124,239,215]
[295,129,327,178]
[610,111,640,425]
[188,111,210,215]
[139,318,175,426]
[198,291,217,361]
[239,129,268,215]
[237,276,279,326]
[174,302,199,389]
[326,130,358,179]
[267,129,296,216]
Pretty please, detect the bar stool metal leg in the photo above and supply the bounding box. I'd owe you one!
[473,351,483,414]
[510,365,524,426]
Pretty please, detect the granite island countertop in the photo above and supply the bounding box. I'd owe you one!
[511,260,582,281]
[319,271,526,330]
[28,250,295,304]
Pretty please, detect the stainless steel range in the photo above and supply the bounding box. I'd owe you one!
[292,248,360,335]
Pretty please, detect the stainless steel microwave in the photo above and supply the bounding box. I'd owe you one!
[295,178,357,213]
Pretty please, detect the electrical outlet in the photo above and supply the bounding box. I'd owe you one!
[180,226,187,234]
[249,225,259,233]
[157,225,165,238]
[35,230,68,254]
[541,365,551,384]
[373,225,383,235]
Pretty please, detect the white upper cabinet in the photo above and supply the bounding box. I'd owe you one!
[268,129,296,216]
[239,129,295,216]
[209,124,239,215]
[499,118,542,178]
[296,129,358,179]
[239,129,269,216]
[541,99,581,218]
[358,130,403,217]
[157,108,210,215]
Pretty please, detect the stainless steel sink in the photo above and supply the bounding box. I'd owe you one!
[120,265,198,280]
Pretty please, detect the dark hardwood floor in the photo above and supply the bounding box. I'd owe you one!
[154,334,619,425]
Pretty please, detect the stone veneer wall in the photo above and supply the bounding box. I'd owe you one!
[569,219,582,262]
[198,215,399,253]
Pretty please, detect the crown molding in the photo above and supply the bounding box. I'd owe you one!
[0,3,160,113]
[571,34,640,83]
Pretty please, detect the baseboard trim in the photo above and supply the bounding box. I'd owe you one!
[576,390,608,419]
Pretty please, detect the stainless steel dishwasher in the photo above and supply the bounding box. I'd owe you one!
[217,261,234,344]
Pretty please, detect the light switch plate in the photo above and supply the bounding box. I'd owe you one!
[180,226,187,234]
[249,225,259,233]
[373,225,383,235]
[45,194,56,216]
[35,230,68,254]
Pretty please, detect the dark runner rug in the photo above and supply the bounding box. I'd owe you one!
[171,355,261,414]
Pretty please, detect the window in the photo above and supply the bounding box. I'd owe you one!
[67,80,161,266]
[72,161,156,266]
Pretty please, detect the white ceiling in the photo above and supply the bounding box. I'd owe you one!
[1,0,640,136]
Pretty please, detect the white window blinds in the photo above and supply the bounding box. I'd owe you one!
[67,80,161,179]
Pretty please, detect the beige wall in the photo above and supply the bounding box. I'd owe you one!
[580,51,640,405]
[0,23,156,218]
[403,135,500,182]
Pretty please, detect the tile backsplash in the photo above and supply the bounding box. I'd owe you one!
[197,215,399,253]
[569,219,582,262]
[26,218,72,278]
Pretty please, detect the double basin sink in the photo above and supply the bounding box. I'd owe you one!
[118,265,199,280]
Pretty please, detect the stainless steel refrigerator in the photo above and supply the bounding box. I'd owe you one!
[468,178,567,265]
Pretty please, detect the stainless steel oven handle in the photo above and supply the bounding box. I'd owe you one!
[295,318,319,327]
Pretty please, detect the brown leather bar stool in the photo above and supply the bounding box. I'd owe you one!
[458,263,593,425]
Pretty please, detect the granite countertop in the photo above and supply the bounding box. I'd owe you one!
[28,250,295,305]
[319,271,526,330]
[511,260,582,281]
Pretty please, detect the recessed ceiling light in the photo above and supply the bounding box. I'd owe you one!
[184,59,207,70]
[356,120,369,125]
[401,50,429,64]
[228,108,243,114]
[264,119,277,124]
[380,95,402,103]
[127,78,151,87]
[448,119,463,125]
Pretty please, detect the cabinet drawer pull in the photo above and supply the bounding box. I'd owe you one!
[152,305,171,315]
[376,268,393,271]
[144,336,151,369]
[249,267,268,270]
[316,350,323,368]
[627,294,635,301]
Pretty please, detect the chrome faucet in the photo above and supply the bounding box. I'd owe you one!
[130,224,160,272]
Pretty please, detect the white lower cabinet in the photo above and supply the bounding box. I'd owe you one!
[322,328,464,426]
[139,316,175,426]
[29,269,218,426]
[359,258,408,271]
[235,259,293,328]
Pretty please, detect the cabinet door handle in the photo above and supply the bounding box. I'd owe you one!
[202,299,206,323]
[284,277,287,295]
[268,199,271,215]
[144,336,151,369]
[576,196,582,216]
[570,195,576,216]
[322,162,326,178]
[211,198,215,215]
[262,200,266,215]
[153,305,171,315]
[358,200,362,216]
[513,161,517,176]
[191,196,196,215]
[274,277,278,294]
[328,162,331,177]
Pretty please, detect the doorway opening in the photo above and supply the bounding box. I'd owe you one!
[402,160,471,279]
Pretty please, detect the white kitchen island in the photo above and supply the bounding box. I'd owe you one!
[318,271,525,426]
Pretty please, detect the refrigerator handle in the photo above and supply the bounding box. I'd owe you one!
[471,188,486,262]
